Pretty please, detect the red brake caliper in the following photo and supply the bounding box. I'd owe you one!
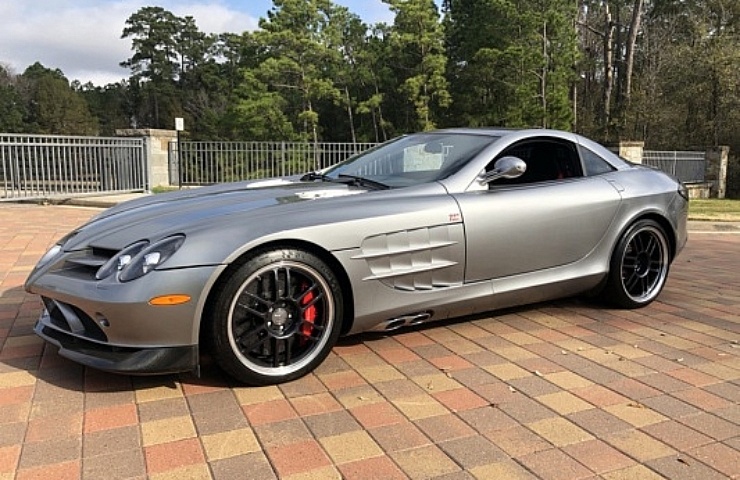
[300,286,316,342]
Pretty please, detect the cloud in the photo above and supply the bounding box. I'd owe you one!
[0,0,258,86]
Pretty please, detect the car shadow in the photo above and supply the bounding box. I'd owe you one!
[0,284,241,393]
[3,279,593,392]
[351,296,592,344]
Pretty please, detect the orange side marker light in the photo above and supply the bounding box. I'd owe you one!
[149,294,191,306]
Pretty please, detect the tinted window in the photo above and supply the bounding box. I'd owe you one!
[579,145,616,176]
[489,138,583,185]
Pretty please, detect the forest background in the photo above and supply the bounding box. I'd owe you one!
[0,0,737,166]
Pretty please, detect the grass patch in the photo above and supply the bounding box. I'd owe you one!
[689,199,740,221]
[151,185,180,194]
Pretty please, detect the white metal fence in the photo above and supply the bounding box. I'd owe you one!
[170,141,378,186]
[642,150,706,184]
[1,134,146,201]
[0,133,710,199]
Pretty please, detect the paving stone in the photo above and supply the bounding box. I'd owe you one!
[2,206,739,480]
[689,442,740,478]
[602,429,676,462]
[646,454,728,480]
[337,455,407,480]
[414,413,476,443]
[518,448,593,480]
[266,440,331,477]
[438,435,507,468]
[562,439,636,474]
[369,421,430,453]
[391,444,461,479]
[211,452,276,480]
[319,430,383,464]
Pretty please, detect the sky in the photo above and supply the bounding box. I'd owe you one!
[0,0,397,86]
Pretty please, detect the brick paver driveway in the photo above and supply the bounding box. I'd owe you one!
[1,204,738,480]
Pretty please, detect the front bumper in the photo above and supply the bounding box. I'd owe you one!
[26,262,222,375]
[35,309,198,374]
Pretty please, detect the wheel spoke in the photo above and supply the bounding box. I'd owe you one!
[284,268,293,298]
[271,337,280,367]
[634,234,645,253]
[275,268,292,299]
[640,276,649,296]
[294,281,319,303]
[644,235,658,257]
[239,289,272,307]
[285,336,293,365]
[237,325,269,352]
[625,272,640,292]
[300,293,324,314]
[236,301,268,319]
[623,254,638,266]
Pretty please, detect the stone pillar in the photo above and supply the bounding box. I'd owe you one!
[116,129,177,188]
[619,141,644,164]
[705,146,729,199]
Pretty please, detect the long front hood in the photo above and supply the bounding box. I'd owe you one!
[65,180,365,251]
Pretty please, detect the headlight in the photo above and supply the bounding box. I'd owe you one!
[95,240,149,280]
[119,235,185,282]
[37,244,63,268]
[36,231,78,268]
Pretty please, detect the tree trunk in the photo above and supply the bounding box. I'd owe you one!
[602,3,615,138]
[623,0,643,106]
[345,86,356,143]
[541,19,548,128]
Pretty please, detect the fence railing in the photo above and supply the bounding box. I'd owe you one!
[1,134,146,201]
[641,150,706,184]
[170,141,378,186]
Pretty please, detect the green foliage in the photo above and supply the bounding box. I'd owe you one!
[227,70,295,140]
[19,63,98,135]
[384,0,450,131]
[0,0,736,172]
[0,65,26,133]
[443,0,576,129]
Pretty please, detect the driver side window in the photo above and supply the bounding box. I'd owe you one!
[488,138,583,186]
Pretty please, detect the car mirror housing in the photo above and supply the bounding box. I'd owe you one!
[479,156,527,185]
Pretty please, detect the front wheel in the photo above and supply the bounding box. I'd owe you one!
[602,220,670,309]
[209,248,343,385]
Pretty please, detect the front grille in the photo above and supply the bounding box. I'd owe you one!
[42,297,108,342]
[60,247,118,279]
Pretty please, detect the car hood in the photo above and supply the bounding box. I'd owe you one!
[65,179,367,251]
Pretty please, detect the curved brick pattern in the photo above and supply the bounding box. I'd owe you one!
[0,204,738,479]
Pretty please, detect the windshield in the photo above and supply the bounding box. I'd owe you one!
[322,133,498,188]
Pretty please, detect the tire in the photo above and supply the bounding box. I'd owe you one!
[209,248,343,385]
[602,219,670,309]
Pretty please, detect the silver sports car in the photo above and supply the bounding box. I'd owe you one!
[25,128,688,385]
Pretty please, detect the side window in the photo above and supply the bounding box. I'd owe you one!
[488,138,583,186]
[579,145,616,176]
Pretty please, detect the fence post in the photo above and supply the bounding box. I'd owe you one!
[116,129,177,188]
[619,141,644,164]
[705,146,729,199]
[281,141,286,177]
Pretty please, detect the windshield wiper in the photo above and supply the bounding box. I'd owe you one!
[300,171,332,182]
[337,174,390,190]
[302,171,389,190]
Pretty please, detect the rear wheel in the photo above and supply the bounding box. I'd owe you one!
[209,248,343,385]
[603,219,670,308]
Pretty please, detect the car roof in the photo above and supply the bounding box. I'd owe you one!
[431,127,519,137]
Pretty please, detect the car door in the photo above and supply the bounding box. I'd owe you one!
[453,137,623,283]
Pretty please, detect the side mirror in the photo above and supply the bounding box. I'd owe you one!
[479,156,527,185]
